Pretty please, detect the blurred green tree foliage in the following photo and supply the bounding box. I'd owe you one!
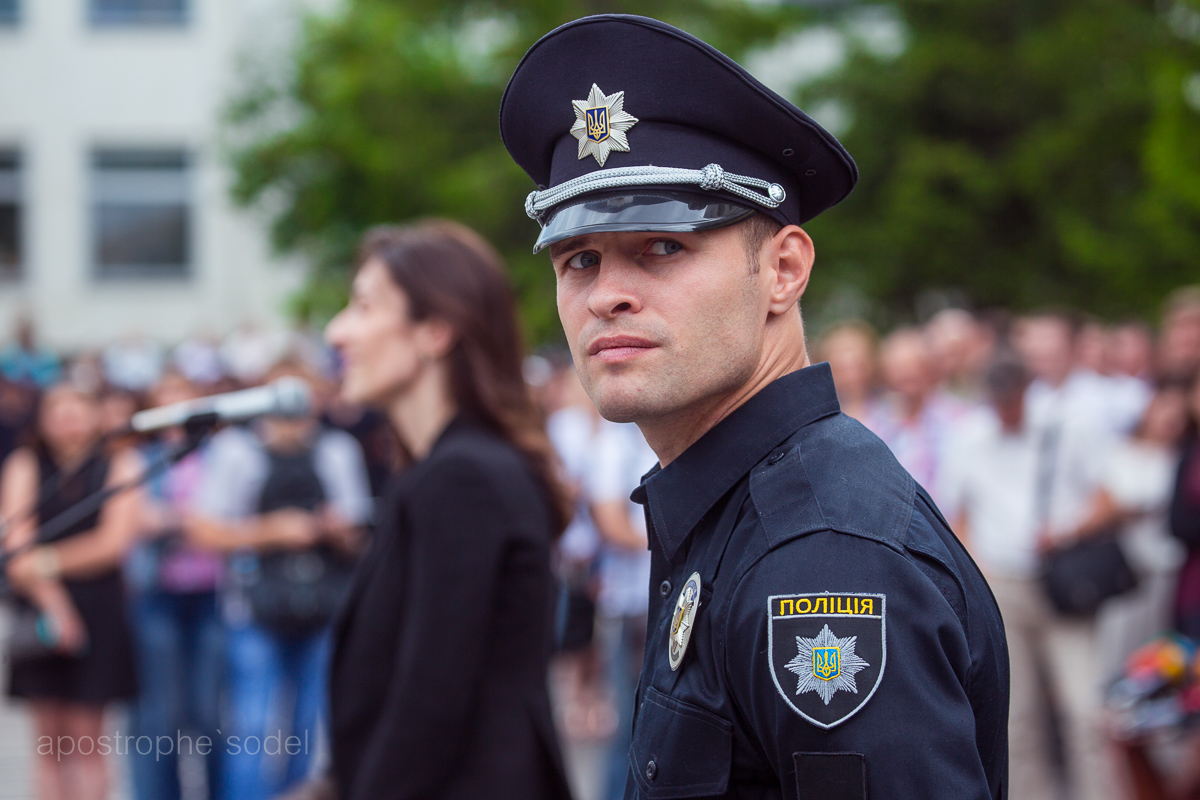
[228,0,1200,339]
[802,0,1200,324]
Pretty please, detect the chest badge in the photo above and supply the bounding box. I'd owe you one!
[767,593,886,729]
[668,572,702,671]
[570,83,638,167]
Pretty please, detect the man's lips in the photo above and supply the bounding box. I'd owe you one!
[587,335,659,364]
[587,335,658,356]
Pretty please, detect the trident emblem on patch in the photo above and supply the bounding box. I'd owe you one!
[813,646,840,681]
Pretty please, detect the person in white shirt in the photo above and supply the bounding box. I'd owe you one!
[870,327,972,509]
[1018,312,1150,435]
[944,353,1118,800]
[1091,384,1191,682]
[545,365,614,740]
[186,366,372,800]
[586,420,656,800]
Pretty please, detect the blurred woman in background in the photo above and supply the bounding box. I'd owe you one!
[1091,382,1190,682]
[1,382,143,800]
[318,220,573,800]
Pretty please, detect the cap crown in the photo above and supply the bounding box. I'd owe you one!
[500,14,858,227]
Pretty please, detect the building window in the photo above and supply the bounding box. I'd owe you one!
[0,150,21,280]
[89,0,187,27]
[92,149,191,280]
[0,0,18,26]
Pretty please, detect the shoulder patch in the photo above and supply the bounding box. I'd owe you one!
[767,593,886,729]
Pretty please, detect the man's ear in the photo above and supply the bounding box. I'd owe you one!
[766,225,814,316]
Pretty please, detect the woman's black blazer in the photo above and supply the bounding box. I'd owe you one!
[328,416,572,800]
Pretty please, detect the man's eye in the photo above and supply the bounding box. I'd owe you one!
[647,239,683,256]
[566,251,601,270]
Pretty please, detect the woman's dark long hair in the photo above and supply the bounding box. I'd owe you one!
[357,220,571,537]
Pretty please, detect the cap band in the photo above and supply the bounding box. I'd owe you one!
[532,190,756,253]
[525,162,786,222]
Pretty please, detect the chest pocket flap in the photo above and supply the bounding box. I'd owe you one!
[630,686,732,798]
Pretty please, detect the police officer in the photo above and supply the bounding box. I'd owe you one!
[500,15,1008,800]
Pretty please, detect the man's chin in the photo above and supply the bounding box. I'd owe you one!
[594,404,641,424]
[587,381,663,424]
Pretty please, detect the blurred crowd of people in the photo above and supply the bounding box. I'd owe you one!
[0,320,392,800]
[814,287,1200,800]
[2,283,1200,800]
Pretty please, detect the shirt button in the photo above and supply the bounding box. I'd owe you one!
[767,450,786,465]
[645,759,658,781]
[659,580,672,597]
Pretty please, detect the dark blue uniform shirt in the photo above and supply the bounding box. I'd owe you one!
[625,363,1008,800]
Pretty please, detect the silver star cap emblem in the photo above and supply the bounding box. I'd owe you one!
[570,84,639,167]
[785,624,870,705]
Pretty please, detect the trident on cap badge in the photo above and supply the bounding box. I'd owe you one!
[571,84,638,167]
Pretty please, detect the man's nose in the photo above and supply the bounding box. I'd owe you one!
[586,259,643,319]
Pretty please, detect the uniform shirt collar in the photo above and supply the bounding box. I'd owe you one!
[631,362,841,563]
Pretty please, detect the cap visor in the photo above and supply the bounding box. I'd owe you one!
[533,191,755,253]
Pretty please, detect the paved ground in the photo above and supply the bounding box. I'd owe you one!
[1,604,40,800]
[0,607,132,800]
[0,687,33,799]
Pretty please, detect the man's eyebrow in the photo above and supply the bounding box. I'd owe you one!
[548,236,595,260]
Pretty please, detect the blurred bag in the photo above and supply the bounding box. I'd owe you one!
[4,601,69,664]
[1034,422,1137,616]
[242,437,355,636]
[1041,531,1137,617]
[243,547,355,636]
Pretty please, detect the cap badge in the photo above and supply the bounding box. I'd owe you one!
[668,572,701,671]
[571,84,638,167]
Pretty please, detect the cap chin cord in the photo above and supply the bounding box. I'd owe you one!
[525,163,787,222]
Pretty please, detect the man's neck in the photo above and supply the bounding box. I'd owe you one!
[639,344,810,466]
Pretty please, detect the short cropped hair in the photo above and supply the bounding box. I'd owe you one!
[739,213,783,274]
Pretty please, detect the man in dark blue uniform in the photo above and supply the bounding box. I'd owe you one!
[501,15,1008,799]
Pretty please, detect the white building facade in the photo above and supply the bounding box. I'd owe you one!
[0,0,322,352]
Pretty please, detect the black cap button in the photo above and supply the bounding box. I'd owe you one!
[646,760,658,781]
[659,580,672,597]
[767,450,786,465]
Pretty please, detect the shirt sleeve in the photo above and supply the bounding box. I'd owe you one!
[314,429,374,525]
[191,427,265,519]
[349,454,512,800]
[586,422,631,502]
[722,530,993,800]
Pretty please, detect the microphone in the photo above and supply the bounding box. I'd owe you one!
[128,377,312,434]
